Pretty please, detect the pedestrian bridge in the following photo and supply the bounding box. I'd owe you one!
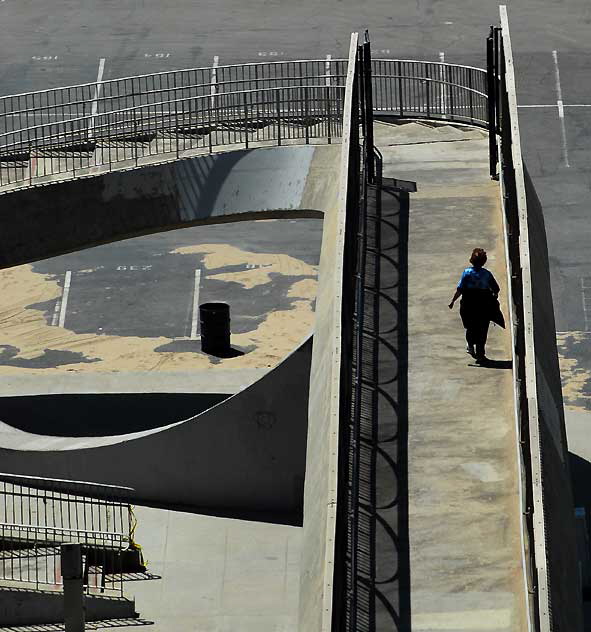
[0,10,583,632]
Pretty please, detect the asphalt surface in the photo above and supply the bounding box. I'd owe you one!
[29,219,321,343]
[1,2,590,628]
[0,217,322,373]
[0,2,587,340]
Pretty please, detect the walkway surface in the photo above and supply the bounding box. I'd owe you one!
[375,120,528,631]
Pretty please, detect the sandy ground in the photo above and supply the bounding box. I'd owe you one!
[0,241,318,376]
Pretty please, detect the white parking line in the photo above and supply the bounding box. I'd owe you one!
[51,299,61,326]
[210,55,219,108]
[88,58,106,137]
[581,278,591,332]
[439,51,447,116]
[190,269,202,340]
[552,50,570,168]
[518,103,591,108]
[325,54,332,87]
[57,271,72,329]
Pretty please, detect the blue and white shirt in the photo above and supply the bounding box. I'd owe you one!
[457,267,499,293]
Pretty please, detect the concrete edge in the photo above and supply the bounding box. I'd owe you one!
[320,32,359,631]
[498,139,536,630]
[500,6,551,629]
[298,32,358,632]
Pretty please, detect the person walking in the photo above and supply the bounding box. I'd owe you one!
[448,247,504,363]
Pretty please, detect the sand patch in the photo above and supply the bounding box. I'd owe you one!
[288,278,318,298]
[0,244,319,377]
[557,331,591,411]
[173,243,317,278]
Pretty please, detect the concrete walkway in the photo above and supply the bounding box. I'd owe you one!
[376,121,528,631]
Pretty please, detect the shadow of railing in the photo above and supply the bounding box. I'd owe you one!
[343,146,413,630]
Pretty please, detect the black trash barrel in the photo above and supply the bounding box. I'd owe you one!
[199,302,231,355]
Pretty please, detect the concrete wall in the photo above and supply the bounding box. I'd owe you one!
[0,338,312,525]
[500,7,583,628]
[0,144,337,268]
[524,164,583,631]
[298,33,358,632]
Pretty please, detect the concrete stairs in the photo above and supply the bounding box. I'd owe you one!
[0,115,336,194]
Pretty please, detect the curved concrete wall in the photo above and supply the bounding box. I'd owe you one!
[0,140,341,526]
[0,144,338,268]
[0,338,311,525]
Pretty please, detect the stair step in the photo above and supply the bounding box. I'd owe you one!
[0,152,30,163]
[38,141,97,155]
[0,618,154,630]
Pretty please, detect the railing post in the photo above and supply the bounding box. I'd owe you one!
[304,86,310,145]
[28,142,33,186]
[133,116,138,166]
[61,543,85,632]
[448,64,455,118]
[243,91,249,149]
[276,89,282,146]
[398,60,404,117]
[425,64,431,118]
[363,31,375,183]
[325,85,332,144]
[487,26,499,179]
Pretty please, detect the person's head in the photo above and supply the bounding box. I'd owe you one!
[470,248,487,268]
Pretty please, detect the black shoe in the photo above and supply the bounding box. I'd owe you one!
[475,354,487,364]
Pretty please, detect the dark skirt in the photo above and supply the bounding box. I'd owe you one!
[460,289,505,330]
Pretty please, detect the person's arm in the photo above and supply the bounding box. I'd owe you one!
[449,288,462,309]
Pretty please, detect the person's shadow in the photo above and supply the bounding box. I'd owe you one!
[471,358,512,369]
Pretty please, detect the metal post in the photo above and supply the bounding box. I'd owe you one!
[363,31,375,183]
[325,85,332,144]
[61,543,85,632]
[304,86,310,144]
[276,89,282,146]
[487,26,498,179]
[494,26,502,132]
[243,91,249,149]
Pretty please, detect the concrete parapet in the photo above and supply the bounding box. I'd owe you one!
[499,6,583,629]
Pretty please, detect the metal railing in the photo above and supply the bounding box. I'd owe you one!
[0,60,348,189]
[0,57,488,192]
[0,477,156,597]
[0,59,347,133]
[372,59,488,127]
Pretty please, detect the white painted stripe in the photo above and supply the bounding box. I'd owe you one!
[190,269,202,339]
[581,278,590,332]
[438,51,447,116]
[552,50,570,167]
[517,104,558,108]
[518,103,591,108]
[210,55,219,107]
[325,54,332,87]
[88,58,106,137]
[51,298,61,326]
[557,99,565,118]
[552,50,563,102]
[57,271,72,329]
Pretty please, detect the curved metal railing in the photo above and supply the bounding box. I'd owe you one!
[372,59,488,126]
[0,58,488,190]
[0,60,348,189]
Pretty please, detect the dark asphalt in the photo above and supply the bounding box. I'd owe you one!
[0,1,586,332]
[0,3,587,381]
[25,218,322,346]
